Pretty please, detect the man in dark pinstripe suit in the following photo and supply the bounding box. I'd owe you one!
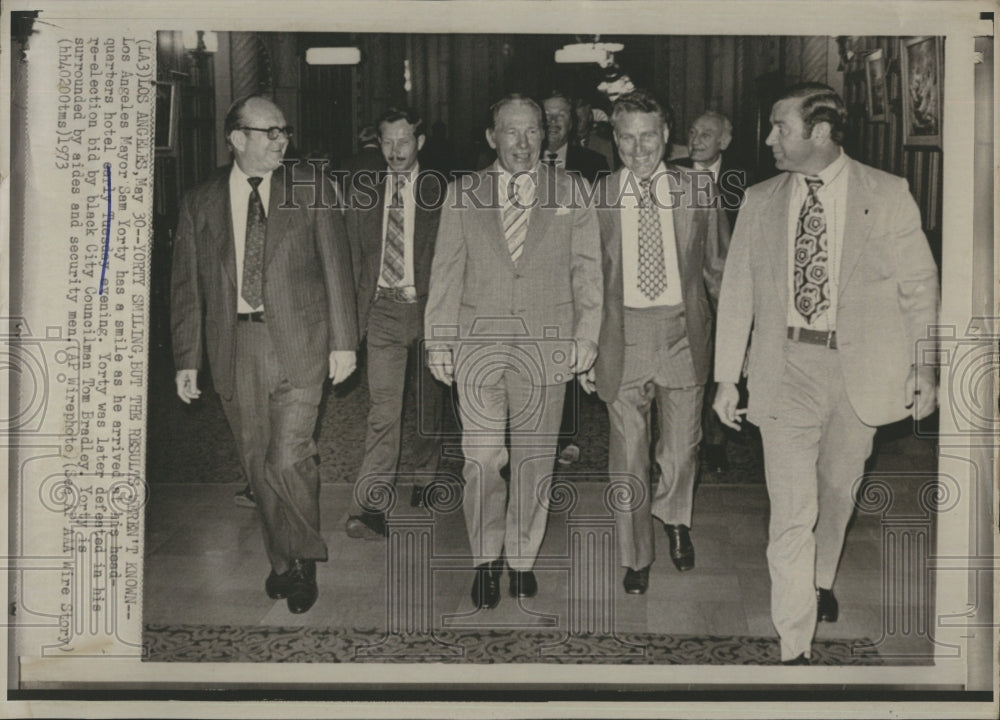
[171,95,358,614]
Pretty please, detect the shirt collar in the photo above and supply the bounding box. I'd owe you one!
[495,161,539,191]
[230,162,274,188]
[694,155,723,177]
[622,161,668,187]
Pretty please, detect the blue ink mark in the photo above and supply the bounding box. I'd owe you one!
[99,163,112,294]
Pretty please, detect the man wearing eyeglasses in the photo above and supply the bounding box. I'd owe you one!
[171,95,358,614]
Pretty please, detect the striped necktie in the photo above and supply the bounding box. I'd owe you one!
[504,176,530,264]
[380,175,406,286]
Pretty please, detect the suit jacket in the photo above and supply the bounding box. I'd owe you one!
[338,145,386,199]
[714,156,939,427]
[565,144,610,185]
[347,170,442,337]
[674,154,750,236]
[424,162,603,386]
[594,166,729,402]
[171,163,358,399]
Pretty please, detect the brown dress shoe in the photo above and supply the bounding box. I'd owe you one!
[286,559,318,614]
[664,523,695,571]
[817,587,839,622]
[471,560,502,609]
[623,566,650,594]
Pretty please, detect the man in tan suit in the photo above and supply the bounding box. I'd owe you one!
[425,94,602,609]
[714,83,938,664]
[586,90,727,595]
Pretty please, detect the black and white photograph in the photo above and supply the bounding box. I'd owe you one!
[3,1,996,718]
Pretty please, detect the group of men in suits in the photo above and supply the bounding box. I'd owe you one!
[171,81,938,663]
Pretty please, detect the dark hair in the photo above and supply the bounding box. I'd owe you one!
[377,107,425,138]
[610,89,674,134]
[488,93,543,129]
[778,82,848,145]
[224,94,265,138]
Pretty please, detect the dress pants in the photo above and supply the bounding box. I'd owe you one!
[456,362,565,571]
[757,341,876,661]
[220,320,327,575]
[352,297,443,513]
[609,305,703,571]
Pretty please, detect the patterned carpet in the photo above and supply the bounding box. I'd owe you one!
[143,624,883,665]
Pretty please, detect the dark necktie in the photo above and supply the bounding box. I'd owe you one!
[637,178,667,300]
[545,152,558,167]
[381,175,406,286]
[242,176,265,308]
[793,176,830,324]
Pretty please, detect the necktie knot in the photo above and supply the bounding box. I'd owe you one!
[248,176,263,190]
[804,176,823,194]
[545,152,558,166]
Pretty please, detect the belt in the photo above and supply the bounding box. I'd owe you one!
[375,285,418,304]
[237,311,265,323]
[787,326,836,349]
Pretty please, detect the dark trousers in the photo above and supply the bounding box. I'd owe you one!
[352,298,443,513]
[220,321,327,574]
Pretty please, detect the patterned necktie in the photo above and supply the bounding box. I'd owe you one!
[793,176,830,324]
[637,178,667,300]
[503,176,529,264]
[381,175,406,286]
[242,176,265,308]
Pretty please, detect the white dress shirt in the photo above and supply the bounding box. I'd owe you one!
[378,166,419,288]
[621,164,683,308]
[229,163,273,313]
[786,149,848,331]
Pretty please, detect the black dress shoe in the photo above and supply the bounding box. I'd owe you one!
[265,569,292,599]
[703,444,729,473]
[664,524,695,571]
[345,511,387,539]
[286,559,318,614]
[623,565,650,594]
[781,653,810,665]
[509,570,538,598]
[817,587,839,622]
[410,485,425,508]
[471,561,502,609]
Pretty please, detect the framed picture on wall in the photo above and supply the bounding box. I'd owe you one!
[864,48,888,122]
[900,36,943,146]
[154,82,179,156]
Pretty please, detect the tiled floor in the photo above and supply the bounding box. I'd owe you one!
[143,432,937,661]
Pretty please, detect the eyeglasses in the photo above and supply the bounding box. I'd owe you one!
[238,125,294,140]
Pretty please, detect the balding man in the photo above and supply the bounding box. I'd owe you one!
[171,95,358,614]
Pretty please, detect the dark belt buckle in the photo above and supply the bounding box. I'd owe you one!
[237,311,265,323]
[787,326,836,349]
[377,286,417,304]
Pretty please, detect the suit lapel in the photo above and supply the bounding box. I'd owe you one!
[667,170,692,278]
[606,171,625,302]
[475,166,516,268]
[518,164,554,264]
[207,170,237,292]
[838,159,876,291]
[264,164,293,269]
[763,173,792,307]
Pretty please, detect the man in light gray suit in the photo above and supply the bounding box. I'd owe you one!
[586,90,727,595]
[424,94,602,609]
[171,95,358,614]
[714,83,938,664]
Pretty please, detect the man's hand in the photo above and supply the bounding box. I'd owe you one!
[904,365,937,420]
[427,345,454,385]
[175,369,201,404]
[570,338,598,374]
[329,350,357,385]
[713,381,746,431]
[578,367,596,394]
